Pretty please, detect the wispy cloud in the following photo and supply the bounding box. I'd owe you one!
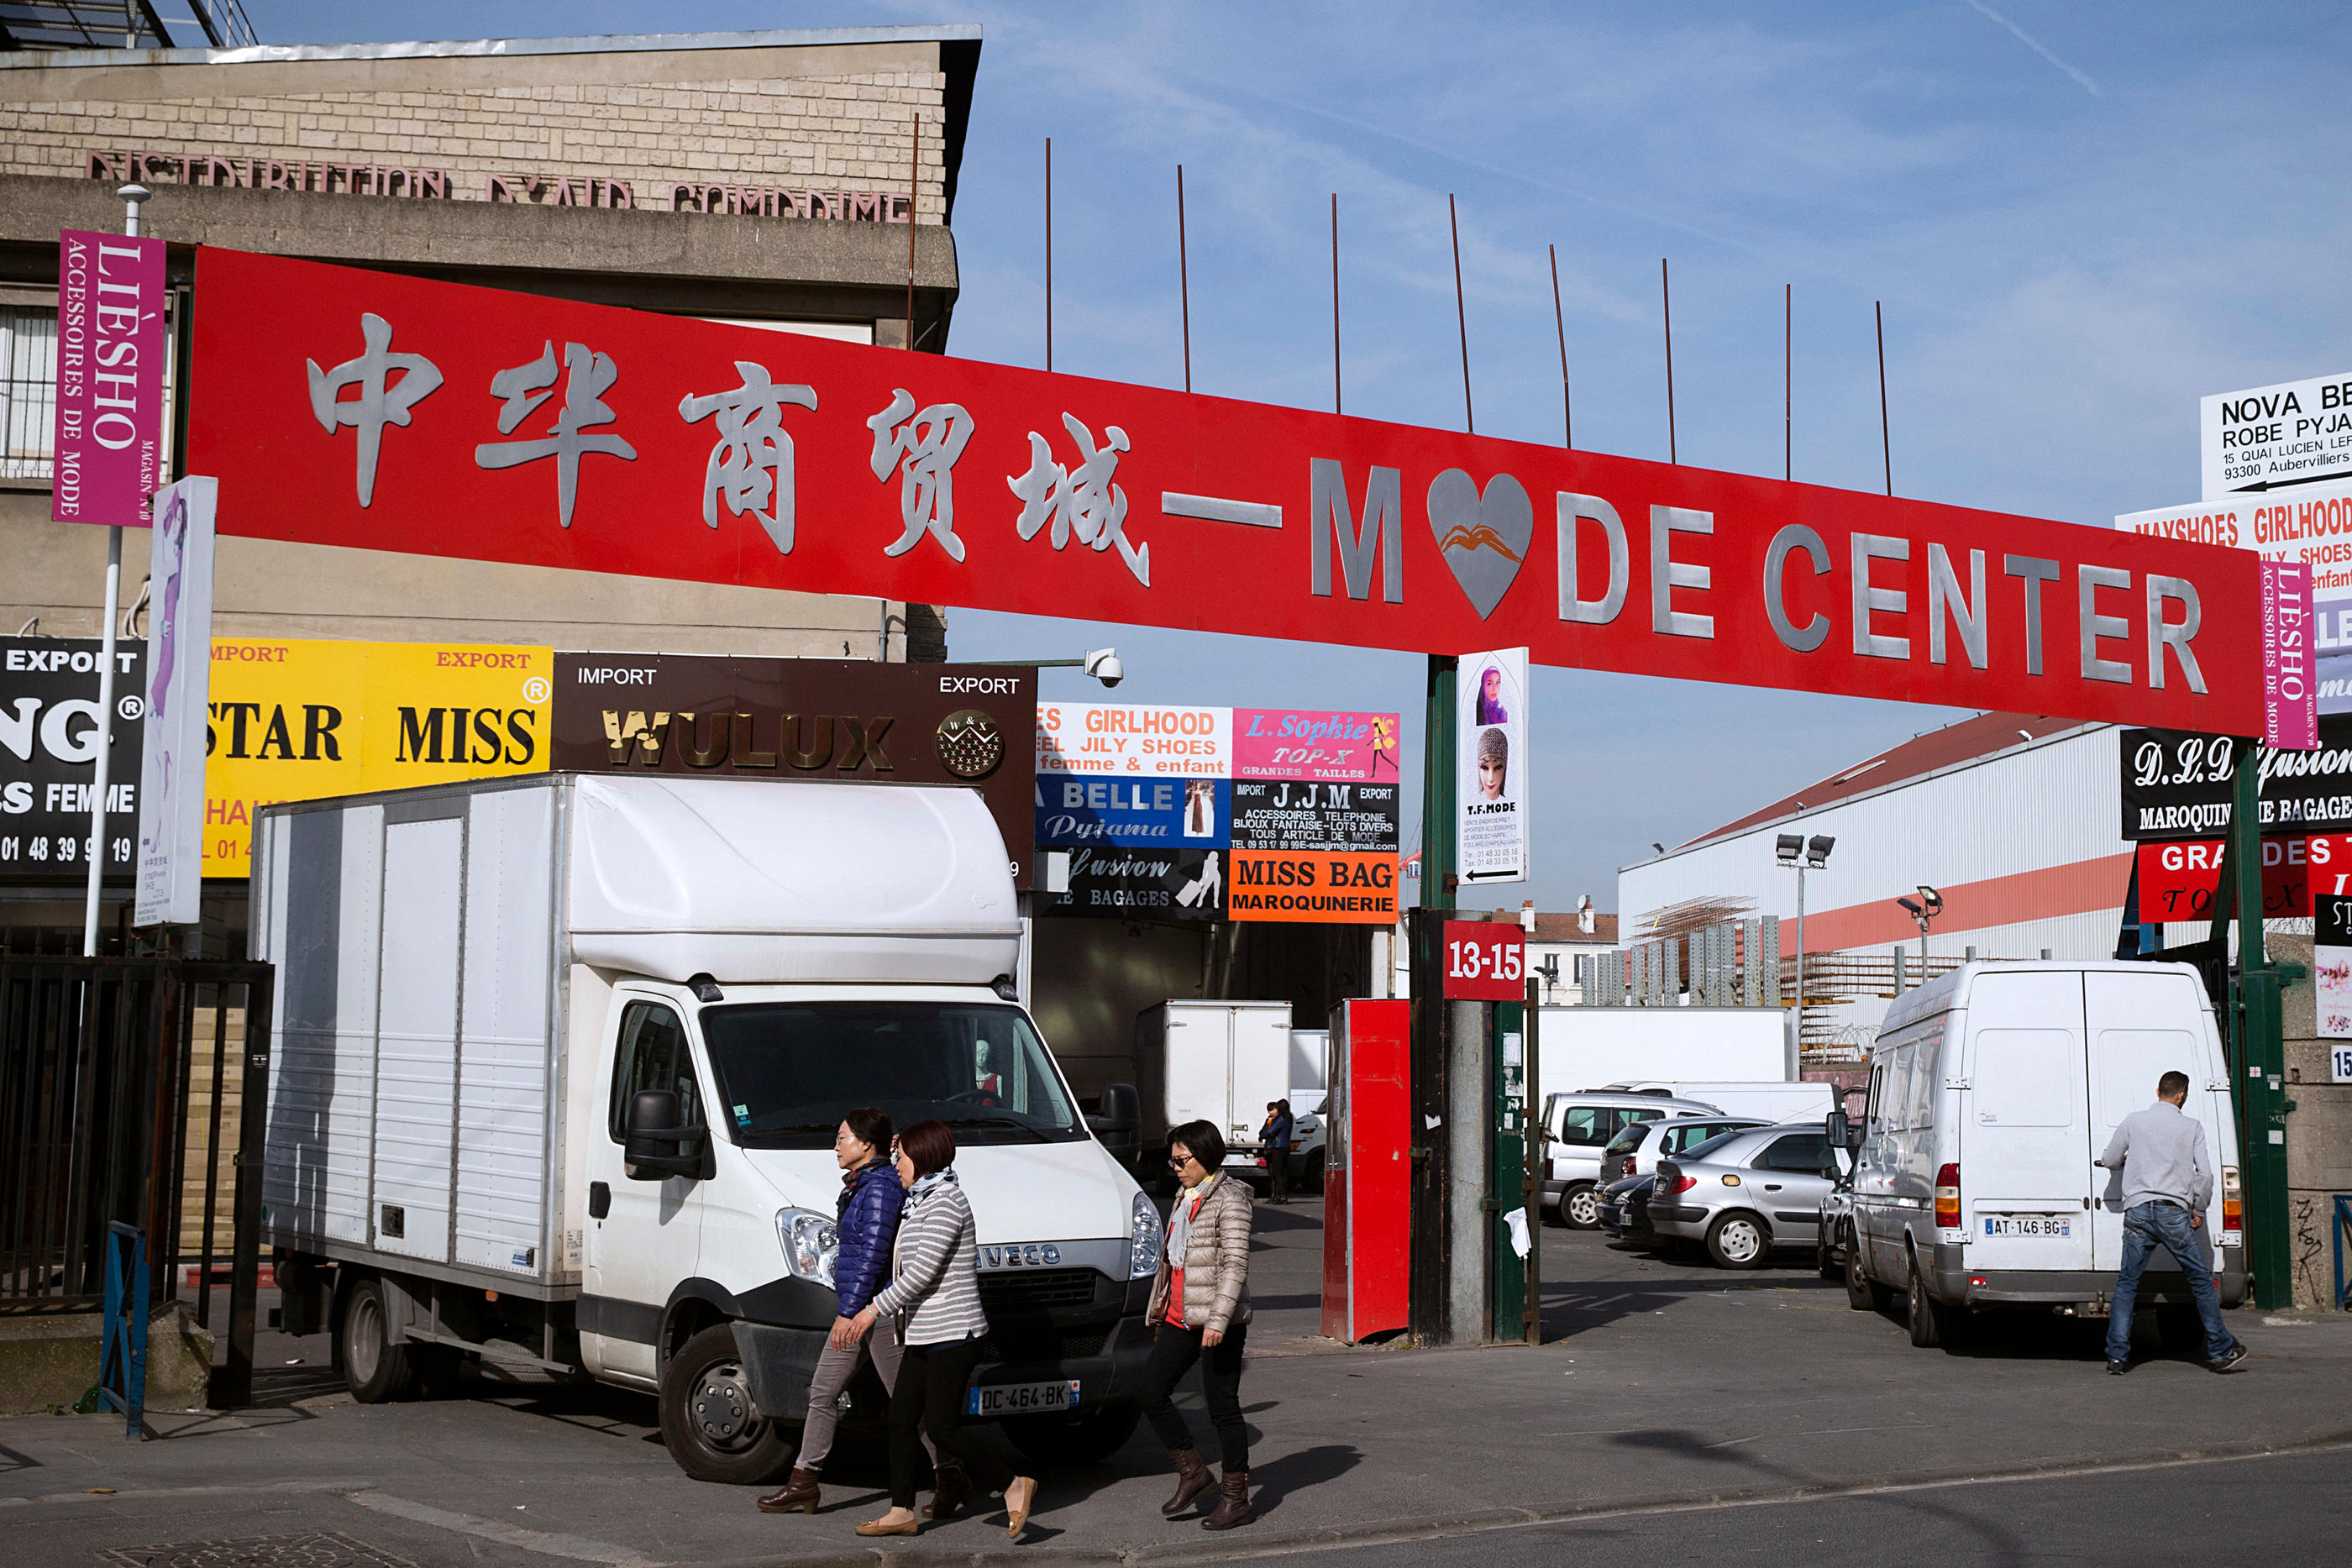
[1963,0,2102,97]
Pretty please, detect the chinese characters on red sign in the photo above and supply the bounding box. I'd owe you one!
[190,248,2266,735]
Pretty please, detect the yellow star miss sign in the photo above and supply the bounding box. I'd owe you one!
[202,639,553,877]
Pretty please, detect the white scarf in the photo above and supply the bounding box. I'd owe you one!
[1168,1172,1221,1261]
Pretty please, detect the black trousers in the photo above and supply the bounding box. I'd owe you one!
[888,1337,1015,1509]
[1141,1319,1249,1471]
[1268,1151,1289,1202]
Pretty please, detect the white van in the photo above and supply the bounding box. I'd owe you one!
[255,774,1158,1482]
[1839,961,2244,1347]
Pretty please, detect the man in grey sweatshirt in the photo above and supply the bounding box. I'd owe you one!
[2096,1070,2247,1375]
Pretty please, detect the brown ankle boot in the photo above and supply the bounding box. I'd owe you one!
[755,1467,822,1514]
[1162,1447,1215,1516]
[921,1461,971,1521]
[1200,1469,1252,1530]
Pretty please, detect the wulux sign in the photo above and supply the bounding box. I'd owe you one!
[186,248,2266,736]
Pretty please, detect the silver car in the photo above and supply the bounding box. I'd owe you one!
[1649,1124,1848,1269]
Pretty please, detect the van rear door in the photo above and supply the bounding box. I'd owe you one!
[2084,968,2218,1277]
[1960,970,2095,1272]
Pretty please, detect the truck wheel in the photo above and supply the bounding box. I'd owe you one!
[2156,1304,2205,1355]
[334,1275,419,1403]
[1003,1402,1142,1468]
[1907,1257,1965,1348]
[1845,1232,1890,1312]
[1816,1234,1840,1280]
[659,1324,795,1486]
[1562,1184,1601,1230]
[1705,1212,1769,1269]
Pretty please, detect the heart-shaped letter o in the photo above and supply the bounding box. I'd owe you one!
[1427,469,1532,620]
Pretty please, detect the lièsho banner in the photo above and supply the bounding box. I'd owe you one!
[186,247,2265,737]
[52,229,165,528]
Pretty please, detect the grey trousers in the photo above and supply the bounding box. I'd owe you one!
[796,1319,938,1473]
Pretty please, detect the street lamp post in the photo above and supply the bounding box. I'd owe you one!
[1893,885,1944,990]
[1774,830,1835,1063]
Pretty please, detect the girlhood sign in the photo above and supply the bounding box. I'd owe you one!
[186,247,2265,736]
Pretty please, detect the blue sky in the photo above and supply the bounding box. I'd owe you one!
[248,2,2352,917]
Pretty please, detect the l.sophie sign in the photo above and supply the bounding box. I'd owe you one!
[187,248,2264,735]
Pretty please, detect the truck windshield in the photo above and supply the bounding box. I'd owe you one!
[697,1002,1086,1148]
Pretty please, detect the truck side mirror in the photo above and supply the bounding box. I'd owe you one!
[1087,1083,1142,1171]
[624,1089,708,1181]
[1825,1109,1852,1150]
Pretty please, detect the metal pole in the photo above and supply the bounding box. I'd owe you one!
[1523,973,1541,1345]
[1793,862,1806,1051]
[2231,736,2290,1307]
[905,111,918,350]
[1550,244,1570,448]
[1177,166,1191,394]
[84,182,147,957]
[1662,258,1676,464]
[1784,283,1792,482]
[1420,656,1457,910]
[1043,138,1053,374]
[1330,193,1341,416]
[1876,300,1892,496]
[1447,195,1472,434]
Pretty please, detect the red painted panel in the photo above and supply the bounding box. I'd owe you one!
[1324,998,1410,1343]
[187,247,2263,734]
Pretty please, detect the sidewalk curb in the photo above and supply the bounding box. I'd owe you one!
[673,1428,2352,1568]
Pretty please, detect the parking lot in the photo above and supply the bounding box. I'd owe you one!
[6,1202,2349,1566]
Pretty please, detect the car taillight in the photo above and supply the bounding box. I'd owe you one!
[1935,1163,1961,1228]
[1666,1173,1696,1194]
[2221,1165,2242,1231]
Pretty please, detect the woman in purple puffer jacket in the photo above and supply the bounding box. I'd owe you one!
[756,1108,945,1517]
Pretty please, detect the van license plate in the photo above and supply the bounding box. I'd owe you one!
[967,1379,1080,1417]
[1983,1214,2072,1238]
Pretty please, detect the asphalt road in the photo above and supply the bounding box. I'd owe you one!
[6,1200,2345,1567]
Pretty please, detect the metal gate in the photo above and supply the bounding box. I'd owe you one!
[0,958,273,1404]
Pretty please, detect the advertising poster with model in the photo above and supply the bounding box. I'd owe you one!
[1457,648,1527,885]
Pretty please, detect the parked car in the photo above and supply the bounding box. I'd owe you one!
[1596,1172,1658,1246]
[1817,1161,1856,1282]
[1649,1124,1848,1268]
[1841,960,2244,1349]
[1597,1114,1770,1188]
[1541,1091,1723,1230]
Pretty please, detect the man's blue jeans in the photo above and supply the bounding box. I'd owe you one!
[2106,1201,2236,1364]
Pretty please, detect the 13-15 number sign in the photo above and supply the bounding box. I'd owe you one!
[1443,920,1526,1000]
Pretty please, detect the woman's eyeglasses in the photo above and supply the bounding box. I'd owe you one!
[1168,1154,1198,1170]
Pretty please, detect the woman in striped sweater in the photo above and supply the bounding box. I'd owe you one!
[839,1119,1039,1541]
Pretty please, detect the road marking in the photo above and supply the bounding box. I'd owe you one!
[0,1478,374,1508]
[346,1490,654,1566]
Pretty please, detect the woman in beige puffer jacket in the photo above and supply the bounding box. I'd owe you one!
[1142,1118,1255,1531]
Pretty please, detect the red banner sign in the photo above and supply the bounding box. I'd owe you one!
[1442,920,1526,1000]
[2135,833,2351,920]
[187,248,2262,733]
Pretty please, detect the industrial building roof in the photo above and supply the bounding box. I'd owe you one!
[1688,711,2094,850]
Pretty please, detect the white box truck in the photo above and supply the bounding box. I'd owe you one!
[255,774,1160,1483]
[1536,1007,1788,1099]
[1836,961,2244,1348]
[1133,999,1292,1187]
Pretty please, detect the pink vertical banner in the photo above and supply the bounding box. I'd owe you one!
[51,229,166,527]
[2261,560,2317,750]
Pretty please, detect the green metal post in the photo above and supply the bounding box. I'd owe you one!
[2231,737,2291,1308]
[1489,999,1527,1343]
[1420,655,1457,912]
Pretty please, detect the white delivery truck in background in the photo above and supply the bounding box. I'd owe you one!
[1133,999,1292,1188]
[1536,1007,1790,1098]
[1609,1081,1835,1123]
[255,774,1159,1484]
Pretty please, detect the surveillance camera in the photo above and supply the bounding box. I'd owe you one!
[1083,648,1123,688]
